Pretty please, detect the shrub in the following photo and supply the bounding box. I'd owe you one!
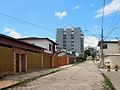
[76,54,86,63]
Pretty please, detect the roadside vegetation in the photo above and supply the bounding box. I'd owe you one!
[102,73,116,90]
[76,49,90,63]
[76,48,97,63]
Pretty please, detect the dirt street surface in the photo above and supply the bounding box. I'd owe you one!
[7,60,104,90]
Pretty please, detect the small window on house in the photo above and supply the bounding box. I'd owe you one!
[49,44,52,51]
[103,44,107,49]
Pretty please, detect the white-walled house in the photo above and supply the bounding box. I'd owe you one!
[98,41,120,68]
[18,37,57,54]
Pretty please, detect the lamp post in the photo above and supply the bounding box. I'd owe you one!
[84,30,100,39]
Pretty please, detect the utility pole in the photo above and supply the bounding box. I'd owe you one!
[100,0,105,67]
[101,29,104,67]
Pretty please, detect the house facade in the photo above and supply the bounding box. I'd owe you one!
[98,41,120,68]
[18,37,57,54]
[0,34,53,77]
[0,34,75,77]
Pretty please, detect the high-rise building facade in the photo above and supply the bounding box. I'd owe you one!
[56,27,84,55]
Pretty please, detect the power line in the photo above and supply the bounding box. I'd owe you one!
[104,4,120,40]
[107,6,120,32]
[0,12,54,30]
[104,25,120,39]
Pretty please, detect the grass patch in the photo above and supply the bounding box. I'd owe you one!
[102,73,116,90]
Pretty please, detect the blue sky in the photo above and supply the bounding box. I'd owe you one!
[0,0,120,47]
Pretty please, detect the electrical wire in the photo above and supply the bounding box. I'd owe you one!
[104,25,120,39]
[107,6,120,33]
[104,5,120,39]
[0,12,54,30]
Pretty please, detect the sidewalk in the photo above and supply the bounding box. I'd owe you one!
[101,69,120,90]
[0,64,75,90]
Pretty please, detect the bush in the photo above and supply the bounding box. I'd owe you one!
[76,54,86,63]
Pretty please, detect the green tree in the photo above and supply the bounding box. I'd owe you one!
[84,50,91,56]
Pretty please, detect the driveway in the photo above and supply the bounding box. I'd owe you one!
[7,60,104,90]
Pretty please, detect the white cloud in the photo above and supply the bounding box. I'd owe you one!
[4,28,22,38]
[111,39,118,41]
[55,11,68,19]
[84,36,99,47]
[73,6,80,10]
[95,0,120,18]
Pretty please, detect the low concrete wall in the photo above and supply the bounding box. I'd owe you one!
[105,55,120,68]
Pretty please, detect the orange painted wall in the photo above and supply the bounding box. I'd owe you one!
[0,46,14,76]
[54,56,68,67]
[27,52,42,71]
[43,55,52,68]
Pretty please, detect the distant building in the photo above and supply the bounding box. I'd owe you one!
[56,27,84,55]
[18,37,57,54]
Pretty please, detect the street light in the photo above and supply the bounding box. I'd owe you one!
[84,30,100,39]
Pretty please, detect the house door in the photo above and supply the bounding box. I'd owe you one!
[16,54,20,73]
[21,54,26,72]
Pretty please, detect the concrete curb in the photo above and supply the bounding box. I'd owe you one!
[101,72,116,90]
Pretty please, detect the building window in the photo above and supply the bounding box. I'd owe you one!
[71,36,74,39]
[71,31,74,34]
[63,35,66,39]
[71,41,74,44]
[63,44,66,49]
[49,44,52,51]
[63,40,66,43]
[71,34,74,37]
[103,44,107,49]
[64,31,66,34]
[63,47,66,49]
[71,44,74,47]
[71,48,74,51]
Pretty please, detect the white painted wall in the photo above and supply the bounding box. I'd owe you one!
[105,55,120,68]
[103,43,120,55]
[103,43,120,68]
[22,39,54,54]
